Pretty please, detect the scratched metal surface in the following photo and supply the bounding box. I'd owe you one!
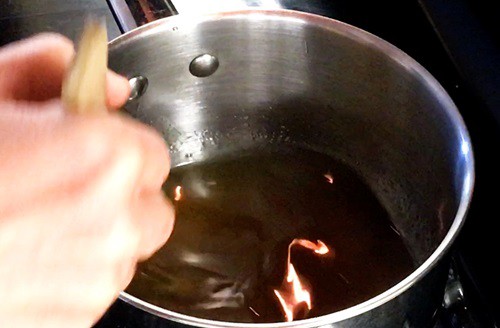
[0,0,121,46]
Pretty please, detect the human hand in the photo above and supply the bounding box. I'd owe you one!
[0,34,174,327]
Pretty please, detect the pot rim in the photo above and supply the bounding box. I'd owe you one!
[111,8,475,328]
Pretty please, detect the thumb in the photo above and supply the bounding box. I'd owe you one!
[0,33,131,108]
[0,33,74,102]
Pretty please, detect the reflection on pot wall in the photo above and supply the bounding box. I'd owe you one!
[108,0,338,31]
[172,0,281,15]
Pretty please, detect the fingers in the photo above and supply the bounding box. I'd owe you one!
[133,117,171,192]
[0,100,174,326]
[2,104,174,257]
[0,33,130,109]
[133,192,175,260]
[0,33,74,102]
[111,115,174,259]
[106,70,131,109]
[75,113,174,260]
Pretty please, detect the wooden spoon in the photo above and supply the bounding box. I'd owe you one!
[61,18,108,114]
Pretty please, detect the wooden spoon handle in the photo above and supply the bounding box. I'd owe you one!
[61,18,108,114]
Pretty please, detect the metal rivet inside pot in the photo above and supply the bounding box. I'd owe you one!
[128,75,148,101]
[189,54,219,77]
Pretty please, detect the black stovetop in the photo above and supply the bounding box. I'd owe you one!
[2,0,499,327]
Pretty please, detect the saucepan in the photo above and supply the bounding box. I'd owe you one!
[107,9,474,328]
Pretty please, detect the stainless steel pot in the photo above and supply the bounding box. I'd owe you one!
[108,9,474,328]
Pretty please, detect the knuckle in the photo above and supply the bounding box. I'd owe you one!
[85,237,138,309]
[72,117,144,185]
[33,32,73,49]
[78,128,114,164]
[137,195,175,260]
[84,280,118,314]
[143,125,170,168]
[159,198,176,242]
[106,119,145,173]
[104,215,141,261]
[117,261,137,291]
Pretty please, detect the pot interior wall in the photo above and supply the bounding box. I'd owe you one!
[109,11,471,266]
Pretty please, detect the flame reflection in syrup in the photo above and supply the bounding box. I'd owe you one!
[174,186,182,201]
[273,239,331,322]
[324,172,334,184]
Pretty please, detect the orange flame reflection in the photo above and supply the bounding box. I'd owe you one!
[174,186,182,201]
[274,239,331,322]
[324,173,334,184]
